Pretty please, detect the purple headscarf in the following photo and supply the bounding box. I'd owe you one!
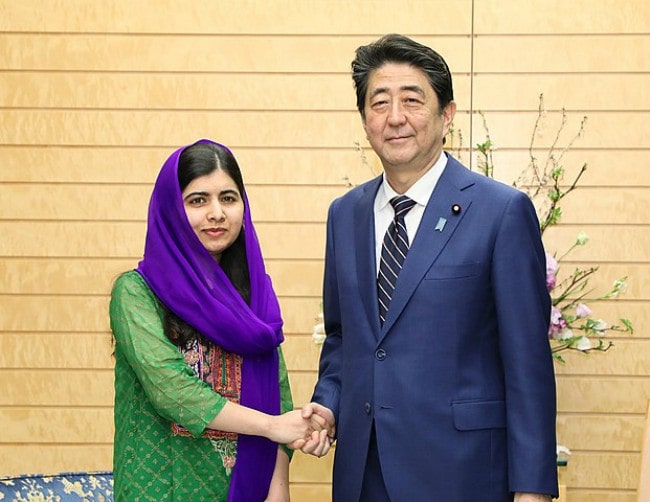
[137,139,283,501]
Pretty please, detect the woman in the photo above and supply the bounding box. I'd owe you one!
[110,139,326,501]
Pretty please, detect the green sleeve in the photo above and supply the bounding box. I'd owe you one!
[277,345,294,460]
[110,271,226,437]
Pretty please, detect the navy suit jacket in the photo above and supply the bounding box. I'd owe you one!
[312,155,558,501]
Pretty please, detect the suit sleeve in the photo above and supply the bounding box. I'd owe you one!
[492,191,558,497]
[311,200,343,423]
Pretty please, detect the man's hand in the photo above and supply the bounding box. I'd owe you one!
[287,402,335,458]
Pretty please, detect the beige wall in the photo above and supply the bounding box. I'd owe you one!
[1,1,648,500]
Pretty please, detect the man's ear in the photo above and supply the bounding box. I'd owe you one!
[442,101,457,134]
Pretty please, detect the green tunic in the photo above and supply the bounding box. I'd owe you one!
[110,271,293,501]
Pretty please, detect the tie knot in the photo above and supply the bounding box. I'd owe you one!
[390,195,416,218]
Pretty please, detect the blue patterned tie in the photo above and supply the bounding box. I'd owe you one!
[378,195,417,324]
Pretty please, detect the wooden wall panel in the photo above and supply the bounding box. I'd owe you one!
[1,1,648,500]
[282,336,323,372]
[568,492,635,502]
[0,333,113,369]
[0,110,366,147]
[0,72,473,112]
[4,182,647,225]
[0,184,343,222]
[0,370,113,407]
[469,111,648,150]
[557,377,650,414]
[2,408,113,443]
[0,73,361,111]
[557,414,644,452]
[555,340,650,376]
[473,74,650,111]
[288,372,320,410]
[470,150,650,188]
[5,147,649,188]
[0,221,146,257]
[0,146,381,185]
[474,0,649,34]
[528,188,648,225]
[0,107,468,156]
[289,451,334,483]
[543,225,650,263]
[0,258,324,295]
[0,0,473,35]
[0,446,113,475]
[0,34,473,74]
[0,296,321,335]
[0,296,110,332]
[473,36,649,73]
[0,222,328,259]
[564,452,639,490]
[290,485,331,501]
[279,298,325,334]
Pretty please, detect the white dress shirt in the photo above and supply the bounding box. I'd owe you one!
[374,153,448,274]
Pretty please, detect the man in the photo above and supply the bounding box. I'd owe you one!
[297,34,558,501]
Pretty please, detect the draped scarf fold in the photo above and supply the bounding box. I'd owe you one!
[136,139,283,501]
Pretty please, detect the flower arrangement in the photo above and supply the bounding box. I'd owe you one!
[475,94,633,362]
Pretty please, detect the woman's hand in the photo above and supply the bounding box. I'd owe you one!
[287,403,336,457]
[267,410,317,445]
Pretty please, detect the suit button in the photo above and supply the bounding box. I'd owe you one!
[364,402,372,415]
[375,348,386,361]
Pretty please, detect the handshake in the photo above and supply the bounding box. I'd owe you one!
[272,402,336,458]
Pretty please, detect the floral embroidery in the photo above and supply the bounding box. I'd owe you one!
[183,349,200,366]
[172,338,242,468]
[209,438,238,475]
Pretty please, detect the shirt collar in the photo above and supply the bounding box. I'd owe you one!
[377,152,448,210]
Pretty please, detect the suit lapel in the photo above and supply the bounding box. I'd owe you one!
[354,176,383,339]
[379,158,475,339]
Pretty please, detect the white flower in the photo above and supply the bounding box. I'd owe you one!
[576,336,592,351]
[593,319,608,334]
[576,231,589,246]
[558,328,574,340]
[575,303,592,318]
[312,321,326,345]
[312,332,326,345]
[611,278,628,298]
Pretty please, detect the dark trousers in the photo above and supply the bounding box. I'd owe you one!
[360,424,391,501]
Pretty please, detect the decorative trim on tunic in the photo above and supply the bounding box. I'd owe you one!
[172,338,242,471]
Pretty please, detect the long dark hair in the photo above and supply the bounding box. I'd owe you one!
[165,142,251,347]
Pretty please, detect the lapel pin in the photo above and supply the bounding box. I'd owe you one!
[435,217,447,232]
[451,204,461,215]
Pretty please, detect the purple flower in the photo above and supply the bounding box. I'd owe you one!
[548,306,567,339]
[546,252,558,274]
[545,252,558,292]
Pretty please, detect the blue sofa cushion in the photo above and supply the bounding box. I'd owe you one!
[0,471,113,501]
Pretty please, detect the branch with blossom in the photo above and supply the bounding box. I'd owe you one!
[476,94,634,362]
[545,233,633,360]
